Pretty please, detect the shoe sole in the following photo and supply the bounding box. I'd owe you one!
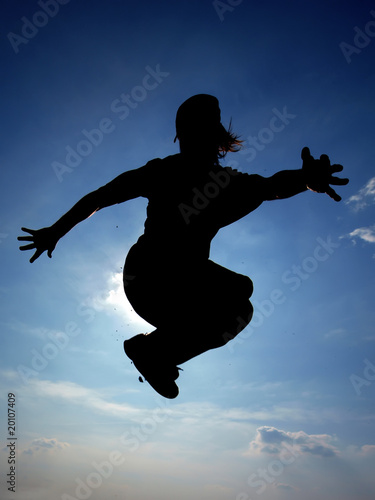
[124,338,179,399]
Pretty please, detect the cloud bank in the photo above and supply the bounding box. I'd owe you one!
[248,425,339,458]
[23,437,70,456]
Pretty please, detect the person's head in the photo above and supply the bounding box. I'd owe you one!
[174,94,242,162]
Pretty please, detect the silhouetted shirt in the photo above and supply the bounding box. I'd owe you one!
[101,153,265,268]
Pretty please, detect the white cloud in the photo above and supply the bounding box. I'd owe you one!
[355,444,375,456]
[22,437,70,456]
[348,226,375,244]
[7,320,59,340]
[28,378,141,419]
[346,177,375,211]
[275,483,298,492]
[341,225,375,253]
[248,425,339,458]
[0,369,360,429]
[363,335,375,342]
[324,328,347,340]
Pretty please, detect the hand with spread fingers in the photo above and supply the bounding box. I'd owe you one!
[18,227,58,263]
[301,146,349,201]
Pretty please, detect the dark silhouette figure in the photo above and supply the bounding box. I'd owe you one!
[18,94,349,398]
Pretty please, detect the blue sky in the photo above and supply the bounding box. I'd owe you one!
[1,0,375,498]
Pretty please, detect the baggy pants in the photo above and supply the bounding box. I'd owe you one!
[124,250,253,366]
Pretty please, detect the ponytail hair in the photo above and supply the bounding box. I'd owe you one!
[217,120,243,158]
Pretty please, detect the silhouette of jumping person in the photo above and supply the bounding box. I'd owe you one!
[18,94,349,398]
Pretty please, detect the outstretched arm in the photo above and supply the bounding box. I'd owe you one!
[18,168,145,263]
[263,168,308,200]
[264,147,349,201]
[18,192,103,263]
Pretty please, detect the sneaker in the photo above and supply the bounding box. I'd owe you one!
[124,334,180,399]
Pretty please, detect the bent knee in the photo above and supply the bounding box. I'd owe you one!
[241,276,253,298]
[232,274,253,299]
[212,299,253,349]
[237,299,253,331]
